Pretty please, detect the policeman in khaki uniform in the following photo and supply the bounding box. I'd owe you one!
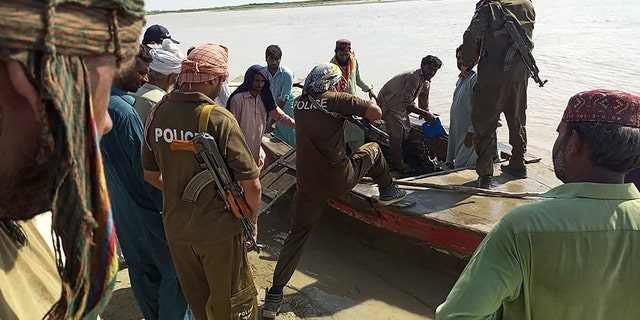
[142,43,261,320]
[459,0,535,188]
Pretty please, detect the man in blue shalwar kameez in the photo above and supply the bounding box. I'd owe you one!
[100,45,191,320]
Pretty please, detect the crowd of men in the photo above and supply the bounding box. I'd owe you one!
[2,0,640,320]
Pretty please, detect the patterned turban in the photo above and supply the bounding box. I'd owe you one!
[149,39,186,76]
[562,89,640,128]
[179,43,229,87]
[0,0,145,319]
[303,63,343,95]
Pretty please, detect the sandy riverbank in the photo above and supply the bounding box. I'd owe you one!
[101,192,462,319]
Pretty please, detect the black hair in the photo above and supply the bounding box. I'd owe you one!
[187,46,196,56]
[137,44,153,63]
[265,45,282,60]
[566,122,640,172]
[421,55,442,69]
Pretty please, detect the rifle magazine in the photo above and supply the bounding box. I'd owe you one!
[182,170,214,202]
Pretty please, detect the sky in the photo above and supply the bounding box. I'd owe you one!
[146,0,305,11]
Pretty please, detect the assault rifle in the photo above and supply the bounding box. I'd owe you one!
[170,133,261,253]
[497,3,548,87]
[347,115,390,145]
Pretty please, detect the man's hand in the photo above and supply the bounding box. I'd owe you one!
[419,111,436,124]
[464,132,475,148]
[265,118,276,133]
[250,222,258,248]
[460,66,470,77]
[368,89,377,100]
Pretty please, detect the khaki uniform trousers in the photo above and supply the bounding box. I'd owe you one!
[472,79,528,176]
[381,110,411,166]
[272,142,392,287]
[169,233,257,320]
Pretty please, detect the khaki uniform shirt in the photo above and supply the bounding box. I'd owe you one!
[460,0,536,85]
[294,91,370,199]
[142,92,259,244]
[377,69,430,122]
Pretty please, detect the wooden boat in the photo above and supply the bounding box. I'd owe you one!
[259,121,561,259]
[226,75,560,259]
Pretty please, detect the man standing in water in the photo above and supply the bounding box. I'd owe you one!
[262,63,406,319]
[437,89,640,320]
[331,39,377,153]
[459,0,535,188]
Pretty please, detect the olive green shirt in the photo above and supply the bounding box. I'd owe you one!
[460,0,535,85]
[436,182,640,320]
[142,92,259,244]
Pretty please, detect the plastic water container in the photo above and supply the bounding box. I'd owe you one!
[421,117,447,139]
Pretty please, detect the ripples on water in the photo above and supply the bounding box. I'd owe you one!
[147,0,639,159]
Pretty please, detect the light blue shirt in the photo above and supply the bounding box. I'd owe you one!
[263,65,296,146]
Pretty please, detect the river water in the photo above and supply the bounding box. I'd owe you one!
[146,0,640,161]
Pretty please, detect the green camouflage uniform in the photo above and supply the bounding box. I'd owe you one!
[460,0,535,177]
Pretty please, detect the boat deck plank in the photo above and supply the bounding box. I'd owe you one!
[350,161,560,235]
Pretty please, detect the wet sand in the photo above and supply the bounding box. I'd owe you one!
[101,192,463,319]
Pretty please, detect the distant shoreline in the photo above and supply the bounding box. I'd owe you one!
[147,0,408,15]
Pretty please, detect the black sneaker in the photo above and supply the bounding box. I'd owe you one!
[477,175,493,189]
[500,164,527,179]
[263,288,283,319]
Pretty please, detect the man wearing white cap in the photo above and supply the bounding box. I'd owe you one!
[134,39,186,122]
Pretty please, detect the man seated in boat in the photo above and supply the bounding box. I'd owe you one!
[263,63,406,319]
[376,55,442,174]
[437,89,640,320]
[227,65,295,170]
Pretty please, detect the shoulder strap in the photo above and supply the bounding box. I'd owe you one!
[198,104,218,132]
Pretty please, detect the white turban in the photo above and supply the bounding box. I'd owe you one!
[149,38,185,75]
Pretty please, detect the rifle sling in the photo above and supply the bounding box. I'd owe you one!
[495,2,528,72]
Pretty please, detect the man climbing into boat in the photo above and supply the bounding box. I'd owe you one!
[376,55,442,174]
[262,63,406,318]
[437,89,640,320]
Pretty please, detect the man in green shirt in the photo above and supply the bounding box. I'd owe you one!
[331,39,377,153]
[437,89,640,320]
